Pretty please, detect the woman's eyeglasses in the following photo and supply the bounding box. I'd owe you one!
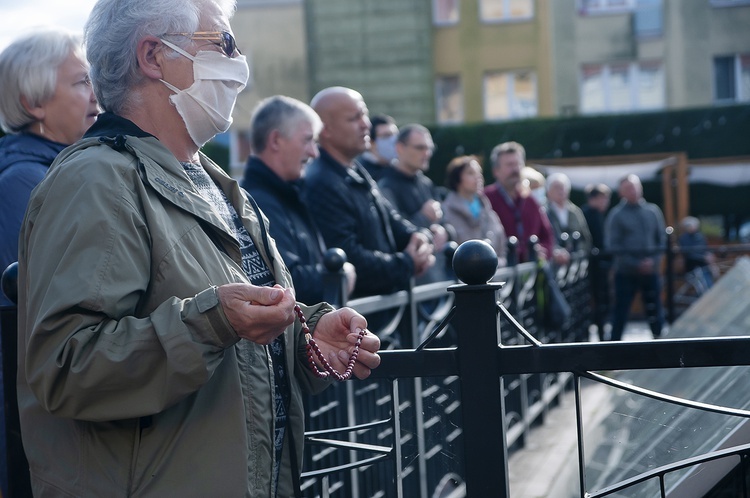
[162,31,240,58]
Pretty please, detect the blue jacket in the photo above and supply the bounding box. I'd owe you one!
[0,133,66,305]
[241,157,328,304]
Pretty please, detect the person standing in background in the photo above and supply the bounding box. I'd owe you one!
[0,29,99,496]
[0,28,100,305]
[582,183,612,341]
[605,174,666,341]
[357,114,398,182]
[378,123,450,281]
[545,172,591,255]
[484,141,558,263]
[442,155,507,268]
[241,95,356,304]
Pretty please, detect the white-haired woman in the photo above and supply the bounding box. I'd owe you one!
[0,28,99,299]
[0,28,98,497]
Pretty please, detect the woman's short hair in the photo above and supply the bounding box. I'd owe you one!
[445,155,482,191]
[0,28,83,133]
[85,0,237,114]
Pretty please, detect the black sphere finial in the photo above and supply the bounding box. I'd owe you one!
[2,261,19,305]
[323,248,347,272]
[452,240,498,285]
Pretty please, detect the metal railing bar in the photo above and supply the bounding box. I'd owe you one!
[304,418,392,437]
[587,442,750,497]
[575,374,587,498]
[579,372,750,418]
[496,336,750,374]
[580,370,750,418]
[369,348,458,378]
[346,290,409,313]
[497,303,543,347]
[300,454,392,479]
[306,437,391,454]
[415,306,456,351]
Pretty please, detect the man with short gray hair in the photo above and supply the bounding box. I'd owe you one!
[241,95,356,303]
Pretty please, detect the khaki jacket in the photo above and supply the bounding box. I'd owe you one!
[18,114,331,497]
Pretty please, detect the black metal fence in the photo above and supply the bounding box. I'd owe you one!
[297,237,750,498]
[4,234,750,497]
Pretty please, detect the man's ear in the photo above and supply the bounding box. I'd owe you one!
[267,129,283,152]
[136,36,165,80]
[20,94,45,121]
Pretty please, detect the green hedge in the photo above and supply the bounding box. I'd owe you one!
[426,104,750,189]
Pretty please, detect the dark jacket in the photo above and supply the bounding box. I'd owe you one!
[0,133,66,305]
[378,167,442,229]
[241,156,328,304]
[302,147,417,297]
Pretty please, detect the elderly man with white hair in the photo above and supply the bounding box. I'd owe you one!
[15,1,380,496]
[545,172,592,255]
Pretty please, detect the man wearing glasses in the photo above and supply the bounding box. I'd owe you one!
[15,1,380,496]
[378,124,451,281]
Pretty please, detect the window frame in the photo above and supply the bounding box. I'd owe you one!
[435,75,464,124]
[483,69,538,121]
[478,0,535,24]
[433,0,460,26]
[579,60,665,114]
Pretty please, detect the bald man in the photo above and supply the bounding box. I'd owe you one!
[302,87,434,307]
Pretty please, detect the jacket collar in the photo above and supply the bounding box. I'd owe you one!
[243,156,302,201]
[67,113,251,261]
[318,147,371,188]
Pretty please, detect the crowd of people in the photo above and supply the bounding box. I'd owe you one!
[0,0,716,495]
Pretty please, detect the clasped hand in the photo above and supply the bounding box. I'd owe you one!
[217,283,381,379]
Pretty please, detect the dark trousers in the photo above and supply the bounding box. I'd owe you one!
[589,260,611,341]
[610,272,664,341]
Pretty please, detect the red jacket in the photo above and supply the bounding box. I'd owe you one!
[484,183,555,262]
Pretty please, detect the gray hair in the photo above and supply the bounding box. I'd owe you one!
[490,141,526,168]
[546,172,571,194]
[0,28,84,133]
[396,123,430,145]
[84,0,237,114]
[249,95,322,153]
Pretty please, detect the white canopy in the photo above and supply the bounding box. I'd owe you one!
[531,158,750,190]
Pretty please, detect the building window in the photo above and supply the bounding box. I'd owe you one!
[484,70,538,120]
[714,54,750,103]
[579,0,635,15]
[580,61,664,114]
[435,76,463,124]
[710,0,750,7]
[433,0,459,25]
[633,0,663,38]
[479,0,534,22]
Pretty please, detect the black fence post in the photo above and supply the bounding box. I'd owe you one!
[665,227,676,324]
[449,241,509,497]
[322,248,348,308]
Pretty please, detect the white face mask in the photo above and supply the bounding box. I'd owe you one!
[375,135,397,163]
[160,38,249,147]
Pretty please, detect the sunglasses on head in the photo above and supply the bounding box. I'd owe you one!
[162,30,240,58]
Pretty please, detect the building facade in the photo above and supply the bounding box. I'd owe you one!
[225,0,750,171]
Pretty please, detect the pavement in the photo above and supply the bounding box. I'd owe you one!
[507,321,655,498]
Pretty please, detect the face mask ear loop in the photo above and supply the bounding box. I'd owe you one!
[160,38,196,61]
[160,79,182,94]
